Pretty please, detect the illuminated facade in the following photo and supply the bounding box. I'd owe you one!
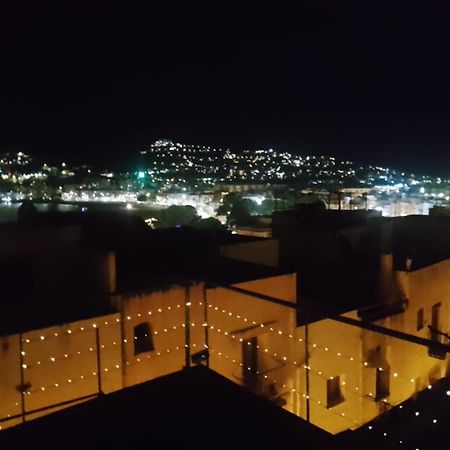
[0,254,448,437]
[0,274,296,430]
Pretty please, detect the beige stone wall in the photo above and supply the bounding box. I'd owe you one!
[205,274,297,411]
[111,274,298,415]
[295,310,371,434]
[0,313,121,430]
[112,275,297,394]
[113,283,206,387]
[3,262,445,437]
[0,274,300,433]
[292,258,450,435]
[385,259,450,398]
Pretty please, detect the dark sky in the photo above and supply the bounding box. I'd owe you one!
[1,1,450,174]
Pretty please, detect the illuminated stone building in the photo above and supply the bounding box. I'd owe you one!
[0,209,297,430]
[0,208,449,445]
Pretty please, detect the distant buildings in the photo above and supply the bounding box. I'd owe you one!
[0,143,449,224]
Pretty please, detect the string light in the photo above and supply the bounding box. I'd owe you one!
[208,325,392,408]
[21,303,191,344]
[209,347,358,427]
[23,363,122,395]
[22,324,186,369]
[0,344,186,427]
[25,342,116,367]
[24,314,185,350]
[207,308,450,435]
[0,300,177,415]
[207,303,419,384]
[3,296,446,442]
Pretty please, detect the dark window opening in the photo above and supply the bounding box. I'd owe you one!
[242,337,258,390]
[430,303,441,342]
[134,322,155,355]
[417,308,424,331]
[375,368,390,400]
[327,376,345,408]
[428,303,445,359]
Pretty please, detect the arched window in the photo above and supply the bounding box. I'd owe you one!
[134,322,155,355]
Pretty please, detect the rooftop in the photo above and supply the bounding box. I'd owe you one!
[0,366,342,450]
[340,376,450,450]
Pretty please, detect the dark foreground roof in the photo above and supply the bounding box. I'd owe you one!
[339,376,450,450]
[0,366,341,450]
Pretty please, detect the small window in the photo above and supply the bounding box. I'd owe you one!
[430,303,441,341]
[375,368,390,400]
[428,303,445,359]
[417,308,424,331]
[134,322,155,355]
[327,376,345,408]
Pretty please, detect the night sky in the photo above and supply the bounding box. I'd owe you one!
[1,1,450,174]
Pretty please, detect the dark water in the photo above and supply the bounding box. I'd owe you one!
[0,203,164,224]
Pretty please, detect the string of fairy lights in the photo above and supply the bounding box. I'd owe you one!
[0,343,185,427]
[206,303,450,447]
[22,322,187,368]
[207,325,400,408]
[206,303,422,385]
[0,298,447,444]
[25,345,185,395]
[1,309,192,427]
[22,342,117,368]
[207,347,359,427]
[21,302,190,344]
[25,346,185,395]
[208,316,450,447]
